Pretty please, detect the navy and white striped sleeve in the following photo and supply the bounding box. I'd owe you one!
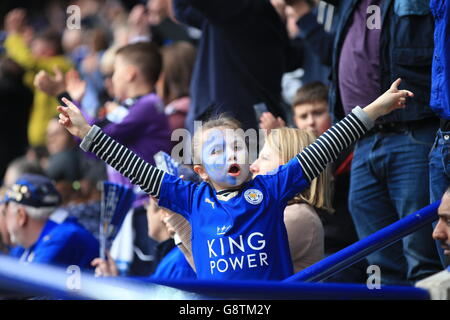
[296,106,374,182]
[80,125,165,198]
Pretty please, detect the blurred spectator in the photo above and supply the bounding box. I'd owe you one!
[44,118,83,206]
[0,157,44,255]
[0,56,33,183]
[433,187,450,266]
[3,174,98,269]
[2,157,44,189]
[3,8,73,146]
[157,41,196,131]
[0,201,9,254]
[172,0,304,132]
[45,118,81,180]
[147,0,196,45]
[273,1,333,108]
[60,154,106,240]
[127,0,196,45]
[288,0,441,284]
[79,27,111,119]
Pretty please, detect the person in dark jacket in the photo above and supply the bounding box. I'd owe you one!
[288,0,441,285]
[0,56,32,183]
[172,0,304,132]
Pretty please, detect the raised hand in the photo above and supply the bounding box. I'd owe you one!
[4,8,27,34]
[57,97,91,139]
[363,78,414,121]
[33,66,65,97]
[259,112,286,130]
[65,69,87,102]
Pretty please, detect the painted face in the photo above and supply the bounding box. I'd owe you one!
[201,128,250,189]
[250,143,281,177]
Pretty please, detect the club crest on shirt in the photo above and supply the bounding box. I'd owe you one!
[244,189,263,205]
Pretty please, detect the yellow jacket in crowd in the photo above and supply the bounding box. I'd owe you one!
[4,33,73,146]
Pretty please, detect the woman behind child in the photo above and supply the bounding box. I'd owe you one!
[251,128,331,272]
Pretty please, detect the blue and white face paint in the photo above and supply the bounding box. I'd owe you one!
[201,128,250,190]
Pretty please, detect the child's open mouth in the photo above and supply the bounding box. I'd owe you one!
[227,164,241,177]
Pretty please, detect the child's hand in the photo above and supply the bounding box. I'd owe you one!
[57,97,91,139]
[363,78,413,121]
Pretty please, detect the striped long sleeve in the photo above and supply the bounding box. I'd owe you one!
[79,106,374,198]
[80,125,166,198]
[296,106,374,182]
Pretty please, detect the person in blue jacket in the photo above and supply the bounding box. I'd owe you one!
[428,0,450,268]
[3,174,99,269]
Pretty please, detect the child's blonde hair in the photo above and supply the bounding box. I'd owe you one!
[265,128,334,213]
[192,114,242,165]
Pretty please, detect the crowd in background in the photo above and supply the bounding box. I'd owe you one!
[0,0,449,294]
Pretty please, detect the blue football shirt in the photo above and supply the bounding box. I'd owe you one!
[158,157,309,280]
[19,217,99,270]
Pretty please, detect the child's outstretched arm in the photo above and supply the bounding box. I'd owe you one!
[57,98,166,198]
[296,78,412,182]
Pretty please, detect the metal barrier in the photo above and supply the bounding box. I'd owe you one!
[0,254,429,300]
[285,201,441,283]
[0,201,442,300]
[0,254,196,300]
[150,278,430,300]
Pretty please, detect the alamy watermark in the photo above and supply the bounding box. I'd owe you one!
[66,5,81,30]
[367,5,381,30]
[66,265,81,290]
[366,264,382,290]
[169,122,275,167]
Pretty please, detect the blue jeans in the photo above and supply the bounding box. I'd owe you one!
[429,129,450,267]
[349,122,442,285]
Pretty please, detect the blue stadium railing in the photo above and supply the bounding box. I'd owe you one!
[0,201,442,300]
[285,201,441,283]
[0,254,430,299]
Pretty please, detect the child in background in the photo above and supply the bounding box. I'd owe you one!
[35,42,173,185]
[259,82,331,136]
[58,79,412,280]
